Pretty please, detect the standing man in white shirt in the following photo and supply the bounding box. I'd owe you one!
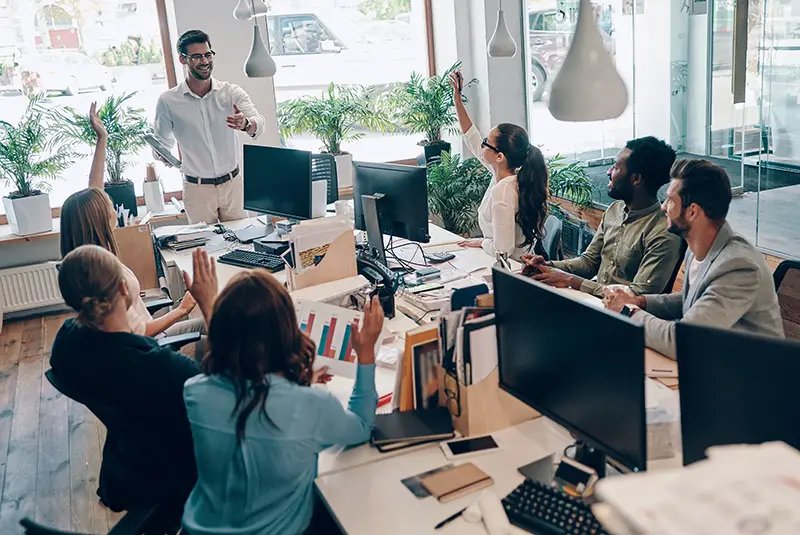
[153,29,266,224]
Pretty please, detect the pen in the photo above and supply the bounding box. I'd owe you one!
[434,507,466,530]
[652,369,672,373]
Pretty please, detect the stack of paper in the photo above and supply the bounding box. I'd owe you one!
[154,223,216,243]
[595,441,800,534]
[440,307,496,387]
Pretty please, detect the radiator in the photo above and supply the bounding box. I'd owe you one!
[0,262,63,314]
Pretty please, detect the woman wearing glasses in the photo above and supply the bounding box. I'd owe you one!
[450,70,549,261]
[152,29,266,224]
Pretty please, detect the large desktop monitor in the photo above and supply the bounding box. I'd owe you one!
[676,323,800,465]
[352,161,430,244]
[243,145,312,219]
[493,268,647,474]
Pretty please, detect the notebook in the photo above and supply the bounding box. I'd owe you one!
[371,407,455,453]
[420,462,493,503]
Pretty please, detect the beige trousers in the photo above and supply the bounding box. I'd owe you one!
[182,176,247,224]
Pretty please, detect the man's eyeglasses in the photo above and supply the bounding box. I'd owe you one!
[481,137,501,154]
[183,51,216,62]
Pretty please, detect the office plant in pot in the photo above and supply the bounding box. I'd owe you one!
[382,62,476,166]
[61,92,149,216]
[278,83,393,189]
[0,95,75,236]
[426,151,491,237]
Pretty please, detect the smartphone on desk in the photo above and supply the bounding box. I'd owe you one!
[440,434,500,460]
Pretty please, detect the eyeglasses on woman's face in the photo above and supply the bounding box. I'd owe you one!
[481,137,501,154]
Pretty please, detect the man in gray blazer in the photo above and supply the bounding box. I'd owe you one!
[604,159,784,359]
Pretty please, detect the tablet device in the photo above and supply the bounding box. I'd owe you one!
[144,134,182,168]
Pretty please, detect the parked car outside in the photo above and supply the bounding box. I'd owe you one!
[19,50,113,97]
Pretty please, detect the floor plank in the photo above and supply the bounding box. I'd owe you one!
[0,365,18,519]
[68,399,108,534]
[35,368,71,529]
[42,313,70,358]
[0,355,43,532]
[19,319,44,361]
[0,322,23,371]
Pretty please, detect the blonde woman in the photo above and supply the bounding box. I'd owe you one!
[59,102,201,339]
[51,245,217,517]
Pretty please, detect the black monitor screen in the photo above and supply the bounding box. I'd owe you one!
[493,268,647,472]
[243,145,312,219]
[677,323,800,465]
[353,161,430,243]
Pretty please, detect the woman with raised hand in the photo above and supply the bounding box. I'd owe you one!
[60,102,203,340]
[181,272,384,535]
[51,246,218,522]
[450,69,550,261]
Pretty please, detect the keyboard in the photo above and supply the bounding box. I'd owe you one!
[217,250,285,272]
[502,479,608,535]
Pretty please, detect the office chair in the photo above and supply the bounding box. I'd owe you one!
[541,215,564,262]
[20,502,162,535]
[312,153,339,204]
[774,260,800,340]
[664,239,689,294]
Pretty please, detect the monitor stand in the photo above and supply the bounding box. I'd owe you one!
[572,441,607,478]
[233,216,290,244]
[361,193,388,267]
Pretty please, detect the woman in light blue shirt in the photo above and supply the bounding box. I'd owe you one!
[182,270,384,535]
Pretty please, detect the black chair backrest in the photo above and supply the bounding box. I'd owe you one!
[664,239,689,294]
[774,260,800,340]
[20,517,85,535]
[21,502,162,535]
[541,215,564,262]
[312,153,339,205]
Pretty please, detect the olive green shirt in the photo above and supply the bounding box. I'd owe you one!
[551,201,683,297]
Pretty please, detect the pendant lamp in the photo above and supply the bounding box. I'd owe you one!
[548,0,628,121]
[243,1,276,77]
[233,0,268,20]
[487,0,517,58]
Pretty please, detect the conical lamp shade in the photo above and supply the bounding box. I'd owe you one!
[244,23,276,77]
[548,0,628,121]
[234,0,268,20]
[487,9,517,57]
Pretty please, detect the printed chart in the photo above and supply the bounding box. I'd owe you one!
[296,300,377,378]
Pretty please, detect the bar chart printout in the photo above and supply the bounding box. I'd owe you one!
[295,300,378,378]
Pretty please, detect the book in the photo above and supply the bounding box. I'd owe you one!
[371,406,454,453]
[420,462,493,503]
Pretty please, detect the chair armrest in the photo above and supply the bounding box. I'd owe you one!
[157,332,201,351]
[145,297,174,315]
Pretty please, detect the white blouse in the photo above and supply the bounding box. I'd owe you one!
[122,264,152,336]
[463,126,529,261]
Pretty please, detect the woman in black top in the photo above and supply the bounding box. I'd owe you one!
[50,245,218,512]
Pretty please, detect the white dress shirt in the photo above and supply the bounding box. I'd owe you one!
[153,78,265,179]
[463,125,529,260]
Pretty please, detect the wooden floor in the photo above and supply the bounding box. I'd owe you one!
[0,313,123,534]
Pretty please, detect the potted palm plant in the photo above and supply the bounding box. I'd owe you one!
[382,62,476,166]
[0,95,75,236]
[426,151,491,237]
[61,92,149,216]
[278,83,393,189]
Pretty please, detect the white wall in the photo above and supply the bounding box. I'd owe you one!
[165,0,281,148]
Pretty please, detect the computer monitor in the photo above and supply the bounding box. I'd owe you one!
[493,268,647,474]
[676,323,800,465]
[353,161,430,244]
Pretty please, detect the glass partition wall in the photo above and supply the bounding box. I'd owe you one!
[524,0,800,259]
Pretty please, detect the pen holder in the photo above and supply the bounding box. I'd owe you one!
[442,367,539,437]
[143,180,165,214]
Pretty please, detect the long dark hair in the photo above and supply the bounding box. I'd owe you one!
[202,269,316,444]
[494,123,548,248]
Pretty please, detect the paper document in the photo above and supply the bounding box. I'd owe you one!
[296,300,383,378]
[468,324,497,385]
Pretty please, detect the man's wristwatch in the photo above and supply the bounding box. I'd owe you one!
[620,304,636,317]
[241,117,251,132]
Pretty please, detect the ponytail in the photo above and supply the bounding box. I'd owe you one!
[58,245,125,329]
[494,124,549,249]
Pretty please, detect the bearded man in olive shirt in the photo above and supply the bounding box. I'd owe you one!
[524,136,683,297]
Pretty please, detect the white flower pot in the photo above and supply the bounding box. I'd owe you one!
[2,193,53,236]
[334,153,354,189]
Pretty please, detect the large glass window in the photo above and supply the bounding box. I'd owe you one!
[271,0,430,161]
[0,0,172,214]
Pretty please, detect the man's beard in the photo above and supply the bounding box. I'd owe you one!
[667,215,690,237]
[608,175,633,202]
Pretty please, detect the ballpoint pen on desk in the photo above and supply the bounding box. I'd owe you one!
[434,507,466,530]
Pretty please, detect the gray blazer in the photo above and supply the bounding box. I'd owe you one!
[633,222,784,359]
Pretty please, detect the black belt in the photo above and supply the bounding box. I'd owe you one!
[185,167,239,186]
